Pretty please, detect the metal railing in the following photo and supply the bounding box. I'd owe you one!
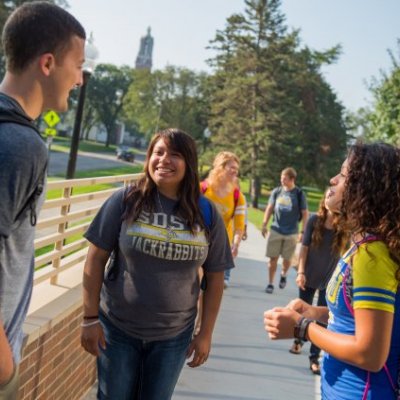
[33,173,142,286]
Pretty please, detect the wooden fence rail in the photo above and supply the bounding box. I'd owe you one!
[33,173,142,286]
[16,173,143,400]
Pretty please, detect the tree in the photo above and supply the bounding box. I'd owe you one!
[279,46,348,188]
[86,64,133,147]
[207,0,292,206]
[366,40,400,145]
[207,0,347,205]
[123,66,211,141]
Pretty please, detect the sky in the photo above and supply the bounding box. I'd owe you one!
[67,0,400,112]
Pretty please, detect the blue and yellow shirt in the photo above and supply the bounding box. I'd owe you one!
[323,241,400,399]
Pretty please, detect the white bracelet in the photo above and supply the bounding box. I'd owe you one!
[81,319,100,328]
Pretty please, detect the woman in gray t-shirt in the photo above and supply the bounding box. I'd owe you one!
[289,191,348,374]
[81,128,233,400]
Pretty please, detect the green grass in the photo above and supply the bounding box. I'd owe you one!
[52,138,145,155]
[38,166,143,262]
[72,166,143,178]
[35,232,88,260]
[53,137,116,153]
[35,218,93,261]
[35,244,53,258]
[47,166,143,199]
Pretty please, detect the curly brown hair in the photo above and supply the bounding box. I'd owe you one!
[311,193,349,255]
[124,128,207,234]
[340,142,400,278]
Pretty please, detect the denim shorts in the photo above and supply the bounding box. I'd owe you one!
[97,315,193,400]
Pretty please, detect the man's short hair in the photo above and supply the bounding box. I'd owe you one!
[281,167,297,180]
[2,1,86,73]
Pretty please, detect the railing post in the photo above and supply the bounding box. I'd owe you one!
[50,184,73,285]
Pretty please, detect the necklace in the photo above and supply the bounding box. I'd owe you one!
[156,190,177,241]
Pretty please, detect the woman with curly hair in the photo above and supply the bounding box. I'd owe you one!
[81,129,234,400]
[289,191,349,375]
[264,142,400,399]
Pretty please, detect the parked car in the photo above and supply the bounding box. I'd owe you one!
[116,146,135,163]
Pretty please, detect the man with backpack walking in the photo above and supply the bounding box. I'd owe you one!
[261,167,308,294]
[0,3,85,398]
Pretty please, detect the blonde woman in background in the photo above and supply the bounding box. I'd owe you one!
[201,151,246,288]
[194,154,246,335]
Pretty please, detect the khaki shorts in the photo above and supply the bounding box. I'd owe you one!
[0,365,19,400]
[266,230,298,261]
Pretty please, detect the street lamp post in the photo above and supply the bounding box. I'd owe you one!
[203,127,211,153]
[66,35,99,179]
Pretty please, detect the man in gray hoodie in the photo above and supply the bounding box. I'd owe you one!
[0,3,85,398]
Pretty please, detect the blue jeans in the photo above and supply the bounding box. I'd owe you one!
[97,315,193,400]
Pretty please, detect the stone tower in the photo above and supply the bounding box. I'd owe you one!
[135,27,153,70]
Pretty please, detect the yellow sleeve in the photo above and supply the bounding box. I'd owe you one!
[353,242,399,313]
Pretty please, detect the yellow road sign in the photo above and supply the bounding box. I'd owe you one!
[43,110,60,127]
[44,128,57,136]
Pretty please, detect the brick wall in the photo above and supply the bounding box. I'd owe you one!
[17,307,96,400]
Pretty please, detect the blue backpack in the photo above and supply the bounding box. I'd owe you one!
[199,195,212,230]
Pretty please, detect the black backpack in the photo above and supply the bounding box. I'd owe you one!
[0,110,47,226]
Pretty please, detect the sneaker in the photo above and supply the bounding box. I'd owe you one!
[265,284,274,294]
[224,280,229,289]
[279,275,287,289]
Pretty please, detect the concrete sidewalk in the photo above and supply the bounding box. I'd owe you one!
[173,222,320,400]
[83,222,320,399]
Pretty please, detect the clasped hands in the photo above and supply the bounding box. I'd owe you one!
[263,298,312,340]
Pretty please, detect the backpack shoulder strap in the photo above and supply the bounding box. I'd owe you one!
[297,187,304,207]
[200,180,208,194]
[297,187,303,221]
[106,187,130,281]
[199,196,213,291]
[271,186,281,205]
[199,195,212,229]
[233,187,240,209]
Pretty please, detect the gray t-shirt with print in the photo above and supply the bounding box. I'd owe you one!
[85,188,233,341]
[269,186,307,235]
[302,213,340,290]
[0,94,47,363]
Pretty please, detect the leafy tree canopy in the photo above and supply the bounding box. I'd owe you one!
[206,0,347,205]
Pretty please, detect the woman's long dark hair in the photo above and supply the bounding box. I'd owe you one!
[340,142,400,278]
[124,128,206,233]
[311,193,348,255]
